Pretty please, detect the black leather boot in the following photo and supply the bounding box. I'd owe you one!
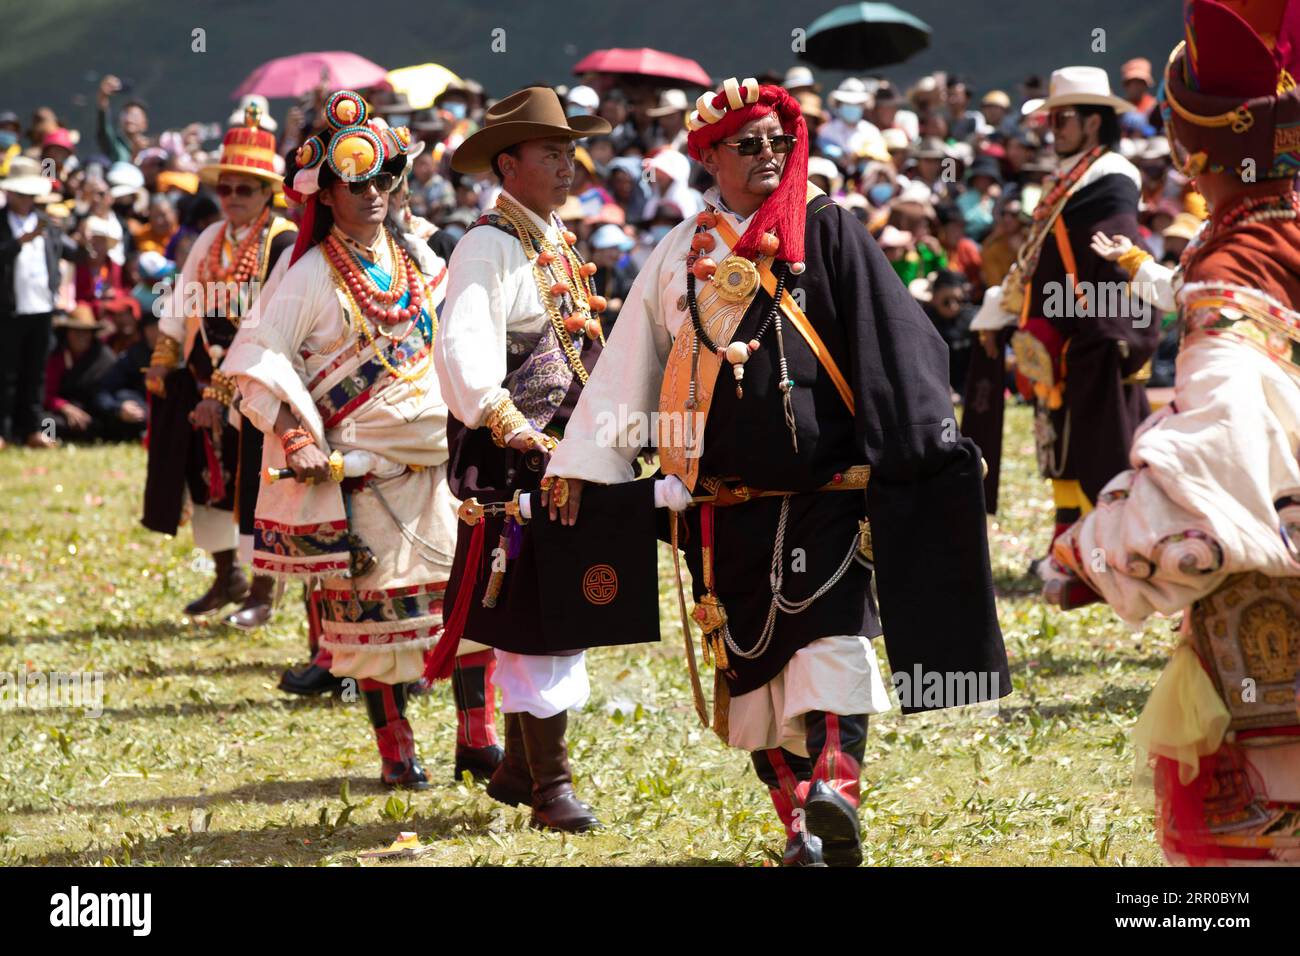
[485,713,533,806]
[278,660,345,696]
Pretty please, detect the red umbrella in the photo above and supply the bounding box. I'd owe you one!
[572,48,712,87]
[231,51,389,100]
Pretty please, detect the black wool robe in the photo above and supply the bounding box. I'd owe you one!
[963,166,1160,510]
[142,222,294,537]
[550,193,1011,709]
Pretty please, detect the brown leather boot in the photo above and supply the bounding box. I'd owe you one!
[518,711,599,833]
[224,574,276,630]
[485,713,533,806]
[183,550,250,616]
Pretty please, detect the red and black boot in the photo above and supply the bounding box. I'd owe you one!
[279,585,344,695]
[362,679,429,790]
[802,712,867,867]
[452,650,504,782]
[752,747,824,866]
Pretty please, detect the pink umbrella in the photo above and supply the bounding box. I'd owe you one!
[572,48,712,88]
[231,51,389,100]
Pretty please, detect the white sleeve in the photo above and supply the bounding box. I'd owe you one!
[226,251,294,434]
[157,225,211,348]
[546,232,678,484]
[1131,257,1178,314]
[434,231,512,428]
[224,252,329,447]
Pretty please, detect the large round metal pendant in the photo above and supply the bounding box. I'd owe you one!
[712,254,760,302]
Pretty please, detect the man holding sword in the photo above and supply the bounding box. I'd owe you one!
[224,91,501,788]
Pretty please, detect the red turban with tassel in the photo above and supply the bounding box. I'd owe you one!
[687,79,810,266]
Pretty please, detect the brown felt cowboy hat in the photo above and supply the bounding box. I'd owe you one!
[450,86,610,174]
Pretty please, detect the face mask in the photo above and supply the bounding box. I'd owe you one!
[0,131,16,150]
[444,101,467,120]
[867,184,894,206]
[647,225,673,244]
[837,104,864,124]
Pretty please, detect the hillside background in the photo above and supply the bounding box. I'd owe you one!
[2,0,1183,144]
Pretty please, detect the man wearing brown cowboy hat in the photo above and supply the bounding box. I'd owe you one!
[43,303,116,442]
[431,86,616,833]
[142,105,297,628]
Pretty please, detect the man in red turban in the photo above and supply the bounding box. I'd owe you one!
[546,77,1009,866]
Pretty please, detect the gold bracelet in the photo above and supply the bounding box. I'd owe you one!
[203,369,237,406]
[485,395,528,448]
[150,334,181,369]
[1116,245,1153,281]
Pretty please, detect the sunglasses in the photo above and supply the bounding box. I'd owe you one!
[346,173,397,195]
[216,183,264,198]
[1050,109,1079,131]
[719,134,796,157]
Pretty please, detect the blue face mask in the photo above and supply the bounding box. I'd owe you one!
[647,225,673,244]
[867,183,894,206]
[0,130,17,150]
[444,101,467,120]
[838,104,864,124]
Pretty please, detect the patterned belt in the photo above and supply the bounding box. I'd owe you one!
[694,464,871,507]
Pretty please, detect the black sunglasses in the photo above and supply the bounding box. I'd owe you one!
[216,182,264,198]
[720,134,797,157]
[347,173,397,195]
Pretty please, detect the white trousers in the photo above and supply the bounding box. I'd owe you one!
[727,635,893,754]
[493,650,590,719]
[191,502,239,554]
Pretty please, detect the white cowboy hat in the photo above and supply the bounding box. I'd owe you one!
[830,77,873,106]
[0,156,53,197]
[1023,66,1134,116]
[783,66,819,92]
[84,215,121,246]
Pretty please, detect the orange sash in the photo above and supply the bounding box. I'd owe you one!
[656,225,763,490]
[658,190,856,489]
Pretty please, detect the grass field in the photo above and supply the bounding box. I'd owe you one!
[0,404,1172,866]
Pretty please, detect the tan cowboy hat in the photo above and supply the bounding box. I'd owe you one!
[53,303,109,333]
[0,156,53,197]
[1024,66,1134,116]
[646,89,689,118]
[450,87,611,174]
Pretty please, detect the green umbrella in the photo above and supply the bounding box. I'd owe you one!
[801,2,932,70]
